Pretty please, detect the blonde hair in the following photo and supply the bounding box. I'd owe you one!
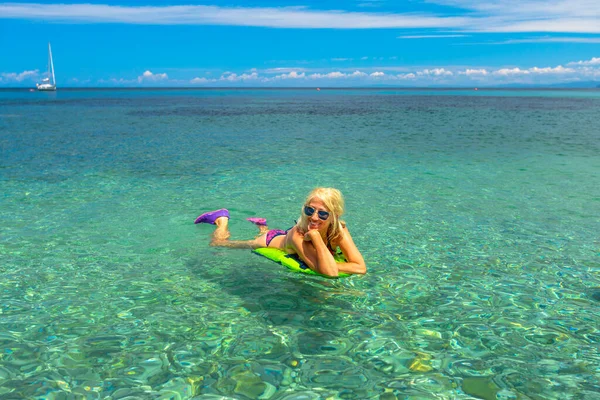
[296,187,345,245]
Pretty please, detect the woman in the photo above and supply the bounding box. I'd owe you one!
[195,187,366,277]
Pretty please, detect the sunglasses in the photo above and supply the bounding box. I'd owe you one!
[304,206,330,221]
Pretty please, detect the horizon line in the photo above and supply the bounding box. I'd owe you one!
[2,86,600,91]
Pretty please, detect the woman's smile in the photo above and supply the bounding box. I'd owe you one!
[306,199,330,232]
[308,219,321,230]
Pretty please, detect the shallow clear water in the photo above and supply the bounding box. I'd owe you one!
[1,88,599,399]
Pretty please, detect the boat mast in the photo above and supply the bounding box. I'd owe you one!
[48,43,56,86]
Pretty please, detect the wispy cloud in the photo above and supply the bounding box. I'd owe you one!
[398,34,468,39]
[397,73,416,79]
[568,57,600,66]
[1,1,599,33]
[0,70,39,82]
[461,68,489,76]
[99,77,137,85]
[488,36,600,44]
[0,3,468,29]
[426,0,600,33]
[219,72,260,82]
[263,67,307,74]
[417,68,453,76]
[357,0,386,8]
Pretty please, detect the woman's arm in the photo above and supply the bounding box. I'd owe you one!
[290,230,340,277]
[336,225,367,274]
[289,226,367,276]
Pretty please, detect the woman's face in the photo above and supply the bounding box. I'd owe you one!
[305,197,332,233]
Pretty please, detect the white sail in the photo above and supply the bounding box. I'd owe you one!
[36,42,56,91]
[49,43,55,86]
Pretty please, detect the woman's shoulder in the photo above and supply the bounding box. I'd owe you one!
[328,223,344,247]
[337,221,349,237]
[285,226,302,244]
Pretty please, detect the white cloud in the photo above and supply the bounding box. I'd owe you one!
[361,57,369,60]
[137,70,168,83]
[284,70,390,80]
[494,67,528,76]
[1,70,39,82]
[528,65,574,74]
[3,1,599,33]
[578,66,600,78]
[190,77,214,84]
[324,72,345,78]
[493,65,576,76]
[274,71,306,79]
[397,73,416,79]
[463,68,488,76]
[567,57,600,66]
[220,72,259,82]
[308,71,351,79]
[417,68,453,76]
[332,58,352,61]
[350,70,368,77]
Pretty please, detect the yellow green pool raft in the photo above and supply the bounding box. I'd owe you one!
[253,247,351,278]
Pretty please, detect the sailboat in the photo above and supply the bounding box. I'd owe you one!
[36,43,56,91]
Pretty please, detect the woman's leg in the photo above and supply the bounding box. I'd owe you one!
[247,218,269,237]
[210,217,268,248]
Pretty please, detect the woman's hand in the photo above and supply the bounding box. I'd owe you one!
[303,229,322,242]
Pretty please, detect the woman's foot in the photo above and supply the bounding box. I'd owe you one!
[246,217,267,226]
[194,209,230,224]
[247,217,269,235]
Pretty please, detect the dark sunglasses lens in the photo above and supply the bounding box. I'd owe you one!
[305,206,329,220]
[304,206,315,216]
[318,211,330,220]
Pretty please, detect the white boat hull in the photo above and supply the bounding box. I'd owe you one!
[36,83,56,91]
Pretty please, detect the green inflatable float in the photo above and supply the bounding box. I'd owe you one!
[253,248,351,278]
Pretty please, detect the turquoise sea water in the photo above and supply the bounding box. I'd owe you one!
[1,88,599,399]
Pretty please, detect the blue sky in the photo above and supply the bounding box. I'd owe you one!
[1,0,599,87]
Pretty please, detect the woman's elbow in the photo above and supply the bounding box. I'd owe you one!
[318,263,340,278]
[356,263,367,275]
